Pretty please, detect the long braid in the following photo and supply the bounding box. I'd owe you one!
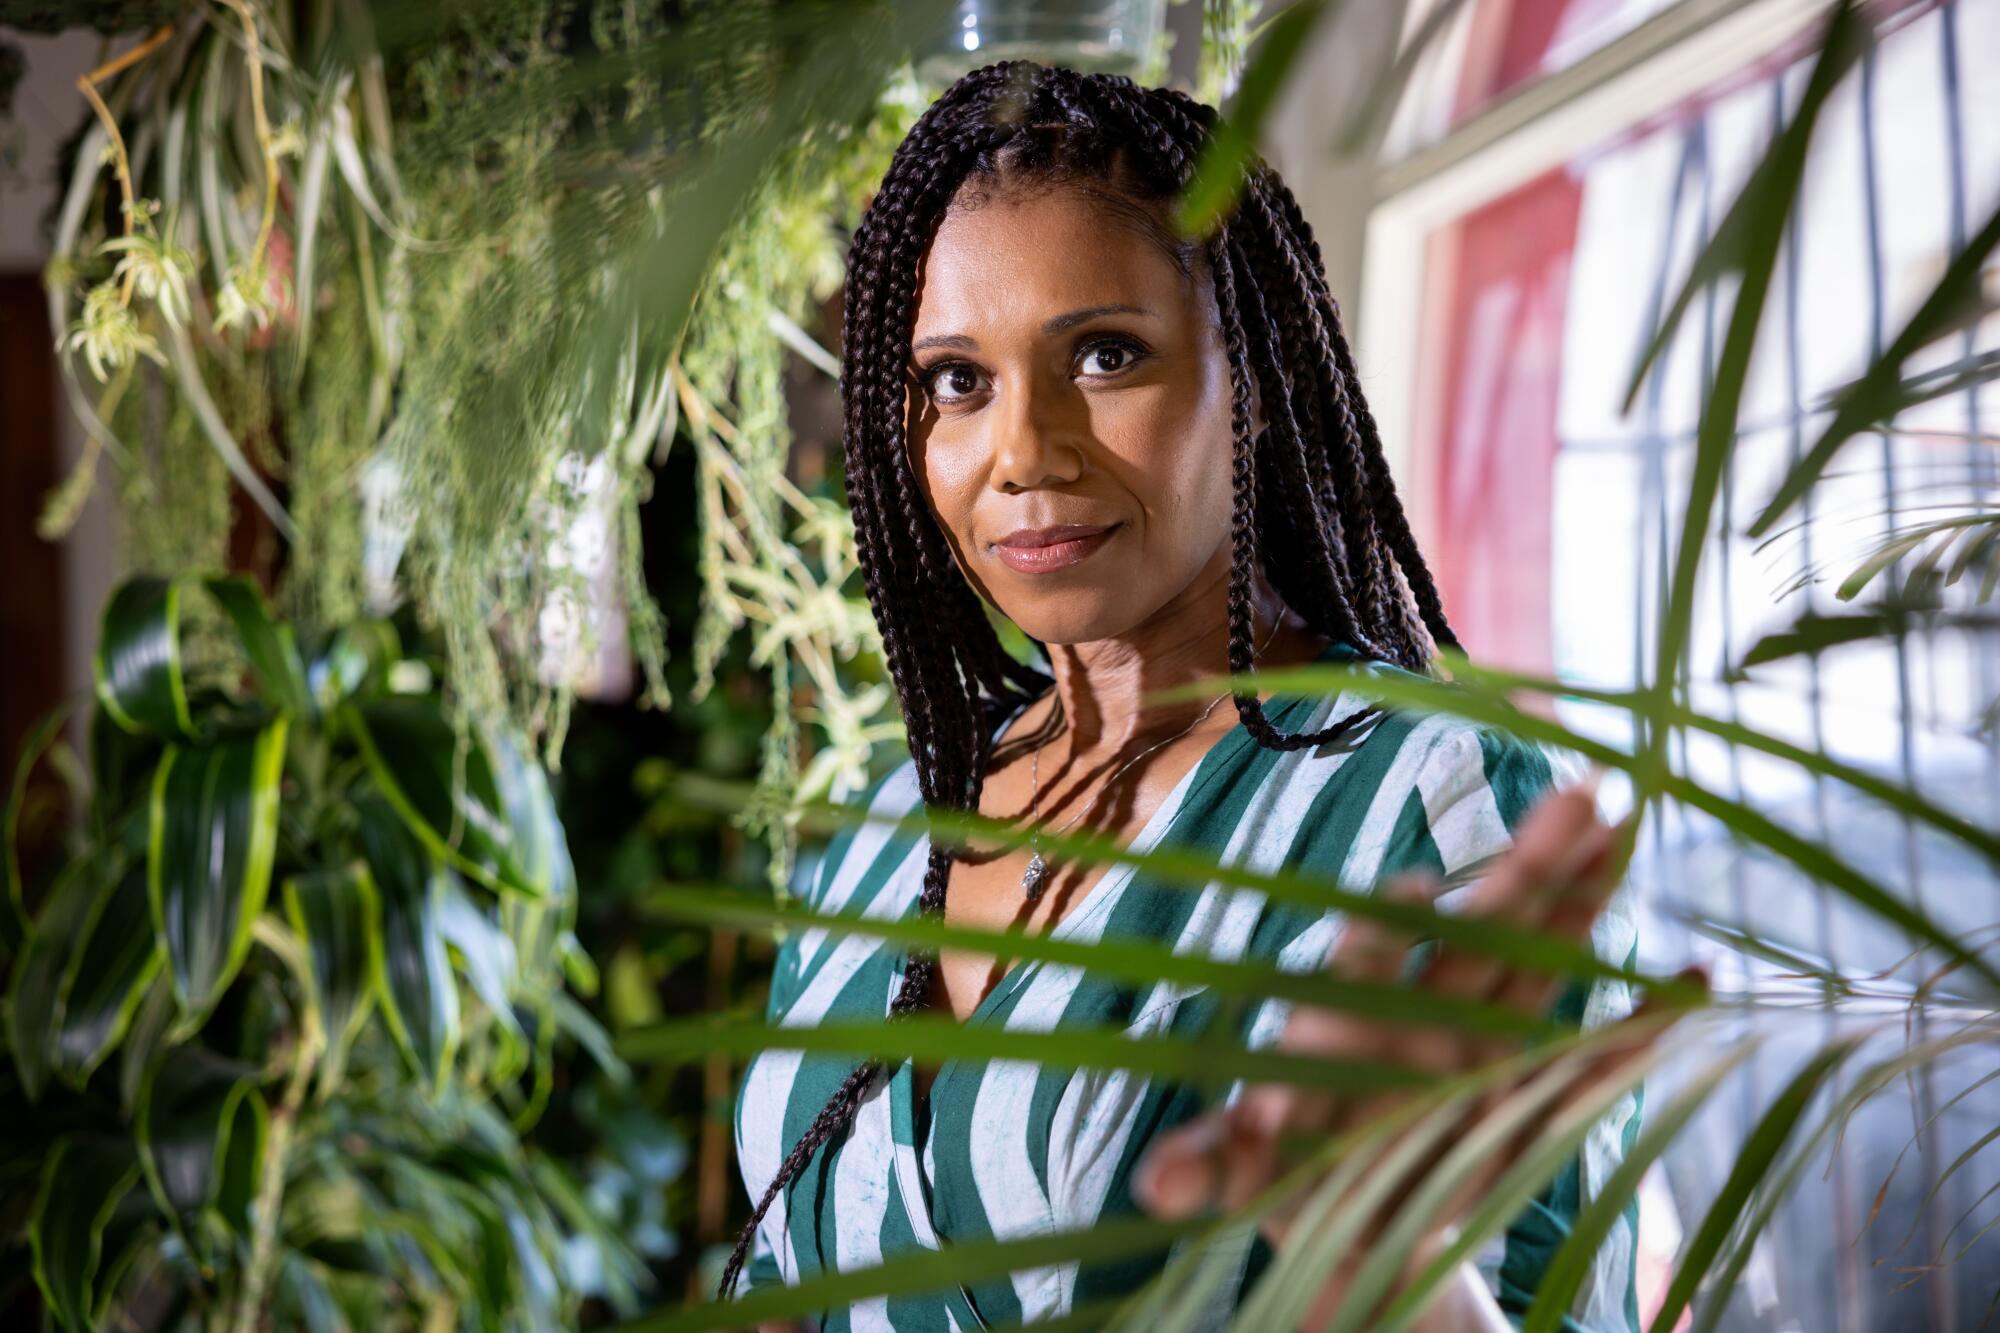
[721,60,1460,1300]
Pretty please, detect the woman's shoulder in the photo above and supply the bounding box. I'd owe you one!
[1277,666,1576,888]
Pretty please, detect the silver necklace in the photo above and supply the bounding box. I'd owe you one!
[1018,612,1285,902]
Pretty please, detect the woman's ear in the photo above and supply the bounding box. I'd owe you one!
[1250,379,1269,439]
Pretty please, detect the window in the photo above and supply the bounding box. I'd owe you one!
[1364,2,2000,1326]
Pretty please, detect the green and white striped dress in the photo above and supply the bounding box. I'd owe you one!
[733,644,1643,1331]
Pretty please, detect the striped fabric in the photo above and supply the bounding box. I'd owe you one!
[732,644,1643,1331]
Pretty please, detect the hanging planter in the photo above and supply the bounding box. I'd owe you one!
[915,0,1169,87]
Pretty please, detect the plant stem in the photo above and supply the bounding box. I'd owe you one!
[76,24,177,302]
[230,1027,318,1333]
[219,0,281,274]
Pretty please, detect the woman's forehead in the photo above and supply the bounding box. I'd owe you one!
[913,189,1203,336]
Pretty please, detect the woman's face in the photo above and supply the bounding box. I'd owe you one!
[904,183,1258,645]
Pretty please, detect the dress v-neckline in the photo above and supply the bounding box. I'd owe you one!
[882,639,1361,1105]
[874,641,1360,1316]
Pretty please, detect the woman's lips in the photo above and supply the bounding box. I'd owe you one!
[991,523,1121,574]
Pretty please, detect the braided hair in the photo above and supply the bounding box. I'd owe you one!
[719,60,1458,1300]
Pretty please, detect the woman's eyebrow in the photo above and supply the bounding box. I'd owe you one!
[910,304,1159,355]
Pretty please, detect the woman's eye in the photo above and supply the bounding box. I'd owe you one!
[922,363,986,404]
[1078,338,1145,377]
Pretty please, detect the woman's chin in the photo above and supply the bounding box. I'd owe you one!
[995,591,1157,647]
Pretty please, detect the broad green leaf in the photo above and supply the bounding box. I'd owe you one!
[619,1014,1430,1095]
[1750,200,2000,538]
[4,696,77,943]
[204,574,313,717]
[436,877,518,1017]
[553,990,628,1085]
[52,855,164,1087]
[1645,1038,1863,1333]
[27,1137,143,1332]
[1178,0,1335,237]
[481,721,565,902]
[344,698,548,897]
[94,576,196,740]
[148,718,289,1018]
[8,851,108,1100]
[276,1253,345,1333]
[284,864,380,1098]
[136,1044,267,1253]
[357,794,461,1095]
[647,885,1561,1040]
[308,618,400,711]
[118,973,175,1114]
[89,699,160,843]
[438,874,527,1080]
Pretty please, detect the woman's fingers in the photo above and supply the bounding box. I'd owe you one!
[1133,1094,1286,1219]
[1481,812,1630,1033]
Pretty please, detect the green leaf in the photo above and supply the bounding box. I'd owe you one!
[1645,1038,1863,1333]
[1519,1044,1751,1333]
[148,718,289,1019]
[677,774,1687,998]
[307,618,400,712]
[1645,0,1869,734]
[623,1215,1201,1333]
[94,576,196,740]
[136,1044,267,1252]
[646,886,1561,1041]
[89,699,160,843]
[344,698,549,897]
[284,864,380,1098]
[1620,0,1867,416]
[1190,661,2000,989]
[27,1137,143,1332]
[7,851,107,1101]
[1749,200,2000,538]
[484,719,571,902]
[437,874,527,1080]
[1178,0,1334,237]
[619,1015,1430,1096]
[1433,657,2000,870]
[4,696,77,944]
[357,794,461,1095]
[52,855,164,1087]
[204,574,313,718]
[1733,609,1916,672]
[118,973,176,1114]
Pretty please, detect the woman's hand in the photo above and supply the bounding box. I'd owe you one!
[1132,784,1682,1332]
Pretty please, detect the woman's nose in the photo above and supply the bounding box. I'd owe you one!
[988,369,1085,493]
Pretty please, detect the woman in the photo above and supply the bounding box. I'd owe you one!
[729,60,1660,1331]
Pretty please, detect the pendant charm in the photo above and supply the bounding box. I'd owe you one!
[1021,850,1050,902]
